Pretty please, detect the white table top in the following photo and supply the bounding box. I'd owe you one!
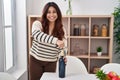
[40,72,99,80]
[0,72,17,80]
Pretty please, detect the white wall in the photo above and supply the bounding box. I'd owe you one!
[0,0,4,72]
[11,0,28,79]
[27,0,119,15]
[16,0,27,70]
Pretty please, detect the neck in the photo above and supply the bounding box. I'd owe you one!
[49,22,55,35]
[49,22,55,27]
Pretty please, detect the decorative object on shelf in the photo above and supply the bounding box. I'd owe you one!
[101,24,107,37]
[73,42,80,55]
[113,0,120,57]
[80,24,86,36]
[93,66,100,74]
[96,46,102,56]
[73,24,80,36]
[64,0,72,15]
[80,49,87,55]
[93,24,99,36]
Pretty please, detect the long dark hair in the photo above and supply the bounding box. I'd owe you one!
[41,2,64,40]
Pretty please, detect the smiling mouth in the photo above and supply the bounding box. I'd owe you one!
[49,17,55,19]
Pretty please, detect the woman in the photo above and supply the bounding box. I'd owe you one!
[29,2,67,80]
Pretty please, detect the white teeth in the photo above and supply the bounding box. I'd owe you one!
[50,17,54,19]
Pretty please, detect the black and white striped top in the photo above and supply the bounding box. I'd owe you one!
[30,20,67,62]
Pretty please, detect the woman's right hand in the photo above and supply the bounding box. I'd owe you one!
[56,40,64,48]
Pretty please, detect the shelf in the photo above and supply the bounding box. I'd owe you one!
[71,54,89,58]
[91,37,110,39]
[90,53,109,59]
[70,36,89,38]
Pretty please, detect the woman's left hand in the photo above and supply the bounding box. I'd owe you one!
[64,57,67,64]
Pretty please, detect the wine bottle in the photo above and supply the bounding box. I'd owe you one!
[59,50,65,78]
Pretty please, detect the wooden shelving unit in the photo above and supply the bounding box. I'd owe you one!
[27,15,113,73]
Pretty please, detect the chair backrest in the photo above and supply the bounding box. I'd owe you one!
[56,56,88,75]
[100,63,120,74]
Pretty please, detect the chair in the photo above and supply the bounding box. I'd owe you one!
[100,63,120,74]
[56,56,88,75]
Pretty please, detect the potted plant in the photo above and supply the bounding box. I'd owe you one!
[96,46,103,56]
[113,0,120,57]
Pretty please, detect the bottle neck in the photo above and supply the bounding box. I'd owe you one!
[60,56,64,59]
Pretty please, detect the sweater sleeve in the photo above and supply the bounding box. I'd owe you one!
[32,20,58,44]
[63,27,68,54]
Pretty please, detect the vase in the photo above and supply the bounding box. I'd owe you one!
[97,52,102,56]
[80,24,86,36]
[66,0,72,15]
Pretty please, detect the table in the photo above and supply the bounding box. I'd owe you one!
[0,72,17,80]
[40,72,99,80]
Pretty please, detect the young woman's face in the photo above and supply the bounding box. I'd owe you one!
[47,6,58,23]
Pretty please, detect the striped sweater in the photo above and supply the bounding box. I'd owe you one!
[30,20,67,62]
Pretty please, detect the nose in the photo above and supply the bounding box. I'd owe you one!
[49,12,54,16]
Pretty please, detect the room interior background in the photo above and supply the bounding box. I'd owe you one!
[0,0,120,80]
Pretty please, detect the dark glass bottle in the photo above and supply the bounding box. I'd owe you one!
[73,24,80,36]
[59,56,65,78]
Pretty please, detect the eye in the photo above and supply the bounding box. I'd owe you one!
[53,11,57,13]
[47,11,51,14]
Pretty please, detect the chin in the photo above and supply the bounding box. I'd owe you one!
[49,20,56,23]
